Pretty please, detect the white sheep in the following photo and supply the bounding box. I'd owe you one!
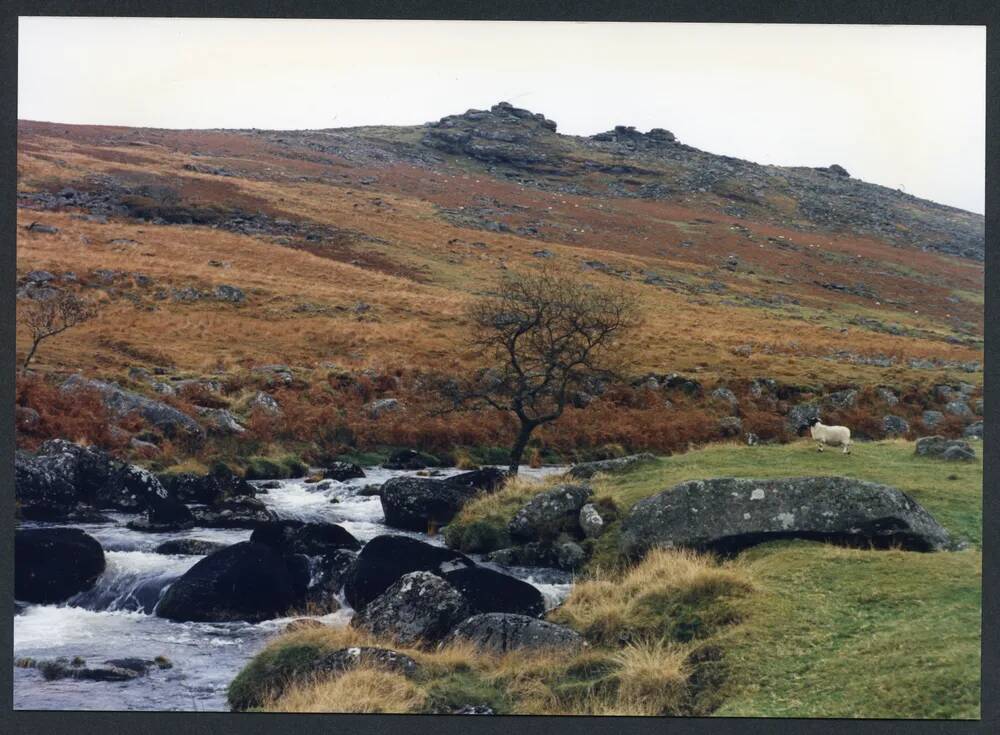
[808,417,852,454]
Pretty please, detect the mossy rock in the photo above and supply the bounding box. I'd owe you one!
[227,642,329,710]
[443,519,511,553]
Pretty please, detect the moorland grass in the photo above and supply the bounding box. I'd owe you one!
[238,439,981,718]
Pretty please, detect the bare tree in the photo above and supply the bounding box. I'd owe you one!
[449,267,640,475]
[19,292,98,370]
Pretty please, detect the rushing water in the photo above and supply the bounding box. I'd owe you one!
[13,465,572,711]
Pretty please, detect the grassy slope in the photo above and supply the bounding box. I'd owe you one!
[450,439,982,718]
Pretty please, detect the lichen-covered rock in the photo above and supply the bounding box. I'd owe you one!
[882,415,910,436]
[567,454,656,480]
[963,422,983,440]
[922,410,944,428]
[442,613,585,654]
[380,476,480,531]
[15,528,106,603]
[508,484,593,540]
[620,476,951,557]
[61,374,205,441]
[350,571,470,646]
[944,400,973,418]
[579,503,605,538]
[786,403,821,433]
[915,436,976,460]
[98,464,170,512]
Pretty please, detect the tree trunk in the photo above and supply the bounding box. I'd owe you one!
[508,420,536,476]
[22,338,42,371]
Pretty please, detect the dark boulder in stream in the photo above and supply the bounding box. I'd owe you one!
[251,520,361,554]
[343,535,474,611]
[156,541,297,622]
[15,528,106,604]
[442,566,545,617]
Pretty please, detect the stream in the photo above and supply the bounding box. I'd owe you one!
[13,465,572,711]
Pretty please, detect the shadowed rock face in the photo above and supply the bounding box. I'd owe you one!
[16,528,107,603]
[343,535,474,612]
[155,541,297,622]
[620,476,951,558]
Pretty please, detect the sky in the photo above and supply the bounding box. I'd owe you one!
[18,18,986,214]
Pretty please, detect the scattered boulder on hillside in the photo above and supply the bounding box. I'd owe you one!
[250,520,361,555]
[380,470,503,531]
[249,391,282,415]
[882,415,910,436]
[442,567,545,617]
[718,416,743,437]
[154,539,228,556]
[876,387,899,405]
[710,387,738,408]
[922,410,944,428]
[251,364,294,387]
[620,476,952,558]
[825,389,858,409]
[963,422,983,440]
[323,462,366,481]
[189,496,278,528]
[915,436,976,461]
[508,485,593,541]
[944,401,974,419]
[195,407,246,435]
[442,613,585,654]
[61,375,205,441]
[351,571,470,646]
[156,542,297,622]
[974,399,984,415]
[343,535,475,612]
[786,403,821,433]
[26,222,59,234]
[567,453,656,480]
[15,528,106,604]
[365,398,403,419]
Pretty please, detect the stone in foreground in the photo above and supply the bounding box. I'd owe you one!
[442,613,585,654]
[351,571,470,646]
[620,476,951,557]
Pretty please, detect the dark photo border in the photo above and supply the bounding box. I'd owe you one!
[1,2,996,734]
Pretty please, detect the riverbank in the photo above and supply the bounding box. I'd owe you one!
[250,439,981,717]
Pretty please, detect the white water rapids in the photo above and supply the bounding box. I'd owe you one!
[13,465,572,711]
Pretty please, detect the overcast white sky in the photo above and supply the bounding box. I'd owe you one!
[18,18,985,213]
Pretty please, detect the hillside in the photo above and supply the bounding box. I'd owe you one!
[15,102,984,466]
